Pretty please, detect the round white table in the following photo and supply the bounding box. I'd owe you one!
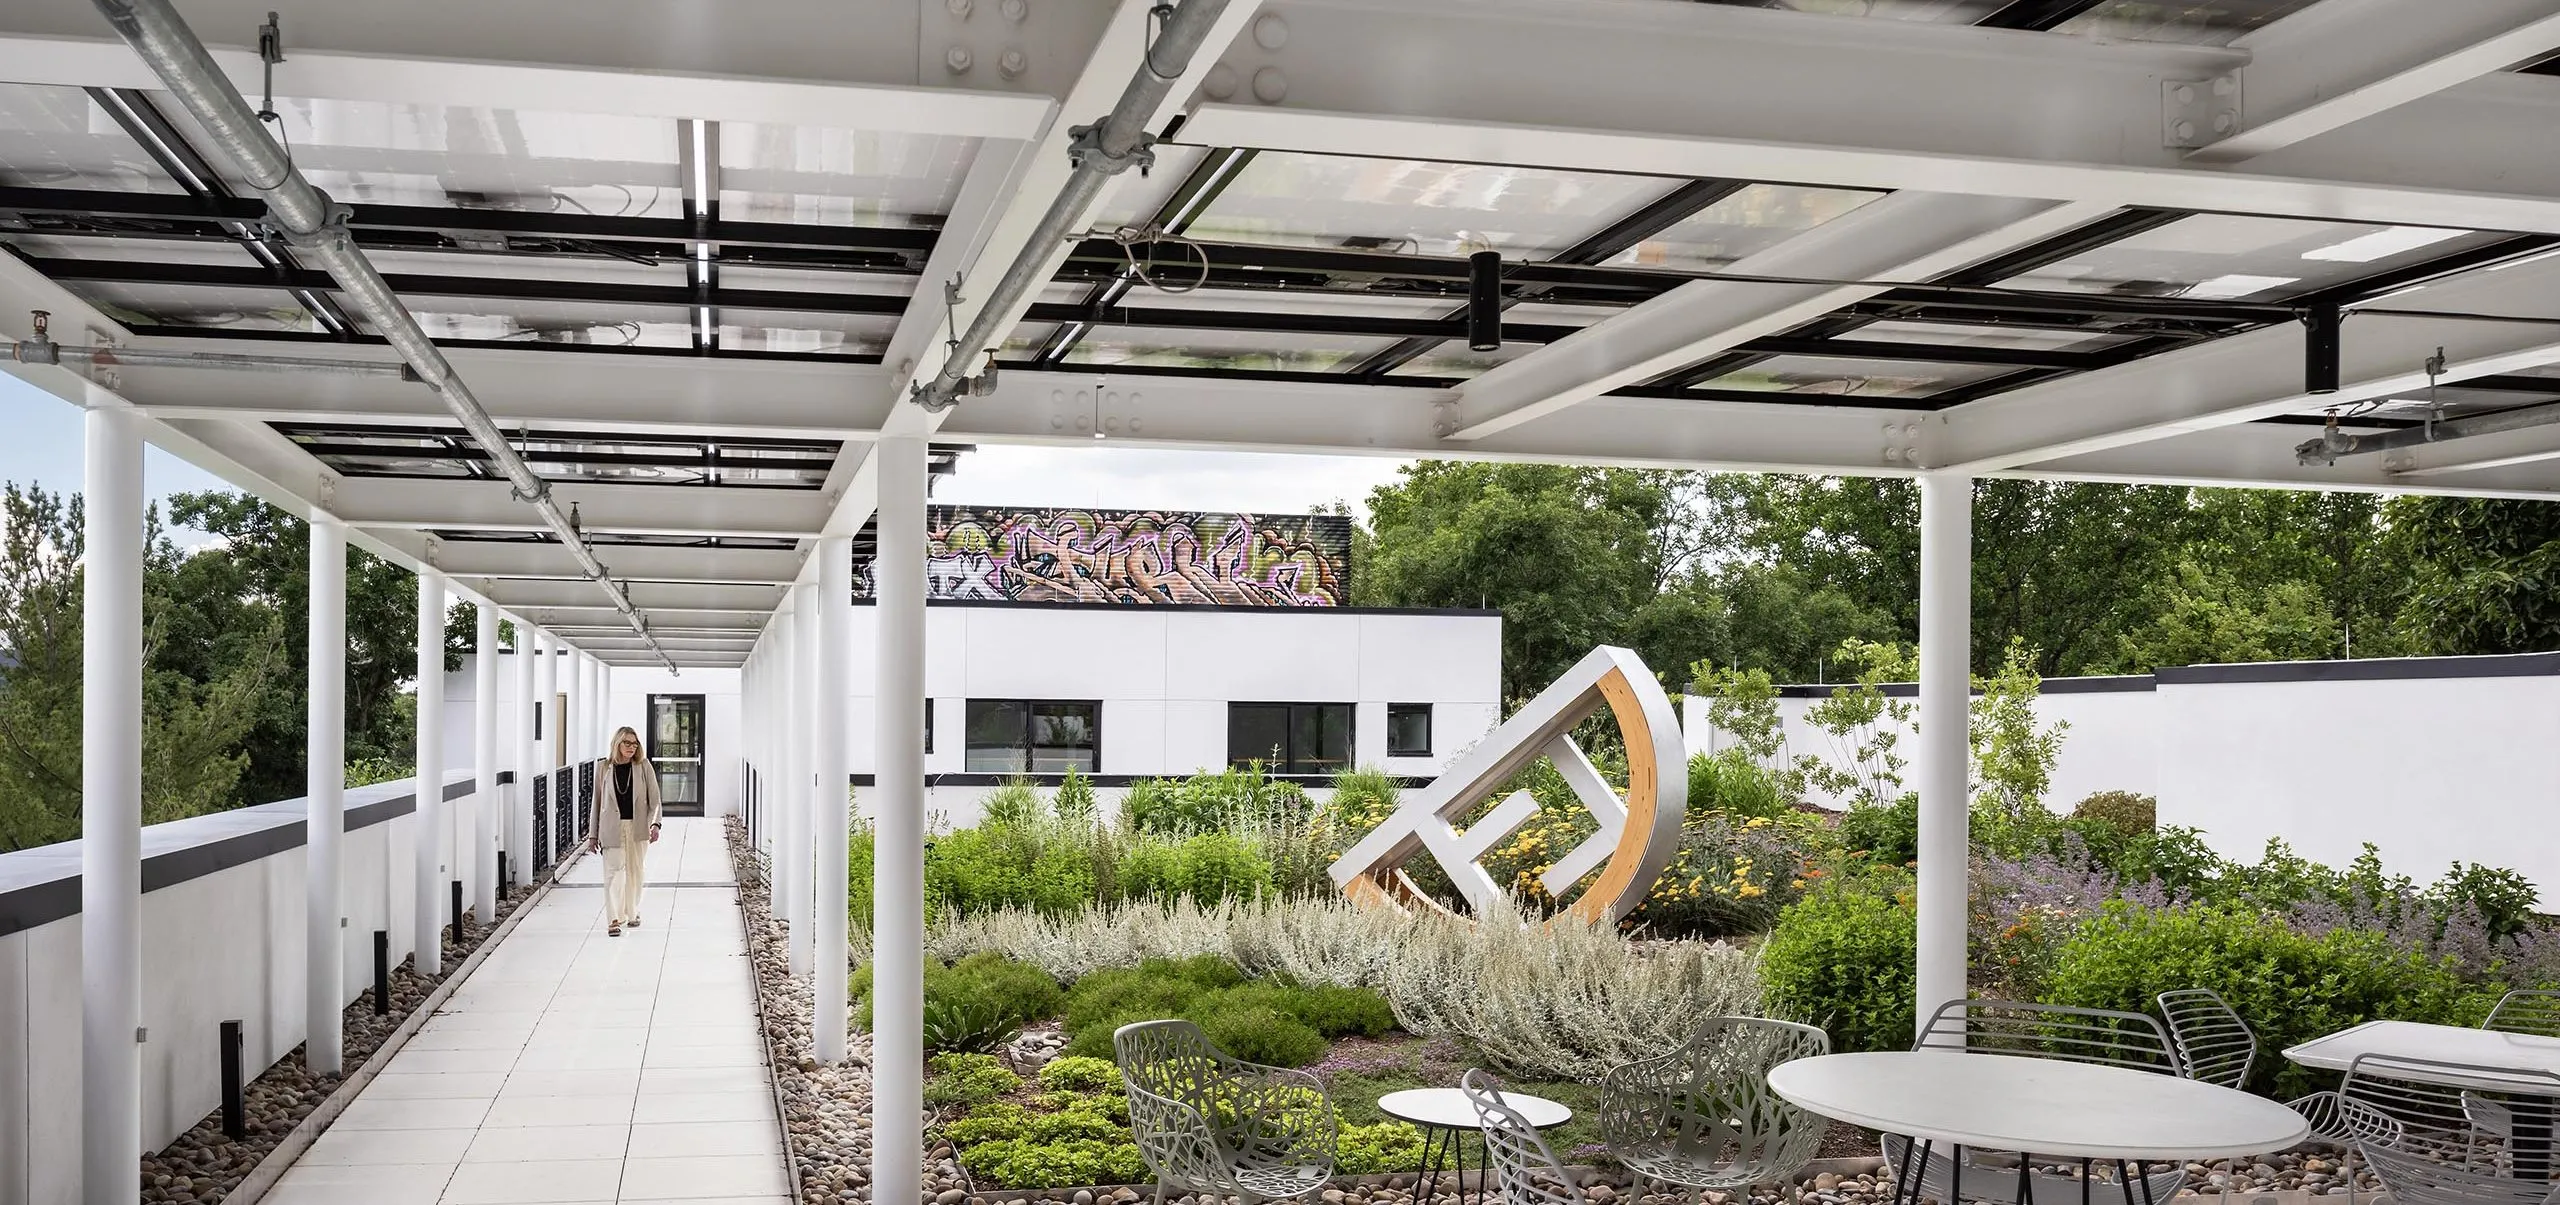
[1378,1088,1573,1205]
[1768,1052,2310,1205]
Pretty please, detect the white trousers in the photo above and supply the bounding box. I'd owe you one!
[603,822,649,923]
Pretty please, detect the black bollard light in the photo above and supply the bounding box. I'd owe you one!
[218,1020,246,1140]
[450,878,465,942]
[373,929,390,1014]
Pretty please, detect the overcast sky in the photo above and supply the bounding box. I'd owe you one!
[0,371,1415,533]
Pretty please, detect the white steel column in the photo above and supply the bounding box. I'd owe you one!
[414,570,446,977]
[871,435,928,1200]
[1914,472,1972,1035]
[304,512,347,1077]
[536,632,558,792]
[815,535,854,1062]
[788,581,819,977]
[774,603,799,871]
[512,622,536,886]
[473,604,499,920]
[81,404,143,1203]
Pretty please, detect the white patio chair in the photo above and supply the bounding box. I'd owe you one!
[1463,1068,1582,1205]
[2156,988,2366,1205]
[1114,1019,1338,1205]
[2338,1053,2560,1205]
[1598,1016,1831,1200]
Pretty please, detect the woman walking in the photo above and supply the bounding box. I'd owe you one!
[591,726,662,936]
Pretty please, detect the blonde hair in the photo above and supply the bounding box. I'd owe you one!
[611,726,651,769]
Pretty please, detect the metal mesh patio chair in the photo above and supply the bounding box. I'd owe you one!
[1463,1068,1582,1205]
[1114,1019,1338,1205]
[2338,1053,2560,1205]
[2156,988,2366,1204]
[1597,1017,1830,1196]
[2487,991,2560,1039]
[1883,1000,2189,1205]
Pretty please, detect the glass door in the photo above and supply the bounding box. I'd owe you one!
[648,693,706,816]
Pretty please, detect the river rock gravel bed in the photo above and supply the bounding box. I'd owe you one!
[134,889,529,1205]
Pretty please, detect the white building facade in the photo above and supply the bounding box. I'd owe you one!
[451,603,1502,828]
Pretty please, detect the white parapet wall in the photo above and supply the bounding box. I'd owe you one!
[1682,651,2560,897]
[0,774,475,1205]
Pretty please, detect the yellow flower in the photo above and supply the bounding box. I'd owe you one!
[1737,883,1766,899]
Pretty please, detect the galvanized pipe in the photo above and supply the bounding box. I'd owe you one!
[913,0,1233,412]
[88,0,675,672]
[2298,398,2560,463]
[12,340,412,378]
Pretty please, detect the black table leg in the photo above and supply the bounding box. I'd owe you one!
[2514,1097,2554,1183]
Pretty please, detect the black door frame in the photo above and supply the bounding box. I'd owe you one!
[647,693,708,817]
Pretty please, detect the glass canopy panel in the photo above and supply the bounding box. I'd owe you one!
[1607,182,1887,271]
[717,266,914,297]
[1062,326,1398,372]
[1688,0,2009,20]
[2354,386,2560,421]
[1852,319,2136,353]
[718,309,897,356]
[1179,152,1667,258]
[2052,0,2324,45]
[366,247,687,288]
[3,233,268,271]
[163,95,684,215]
[385,298,693,347]
[1996,214,2512,302]
[1127,287,1456,321]
[76,281,321,333]
[1090,144,1212,230]
[0,84,183,192]
[716,125,976,226]
[1697,354,2013,399]
[1390,341,1533,380]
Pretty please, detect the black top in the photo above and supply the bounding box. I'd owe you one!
[614,761,634,820]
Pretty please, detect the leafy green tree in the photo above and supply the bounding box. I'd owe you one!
[2107,559,2341,671]
[2384,496,2560,655]
[0,485,280,848]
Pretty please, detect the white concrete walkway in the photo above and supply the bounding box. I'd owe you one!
[265,818,789,1205]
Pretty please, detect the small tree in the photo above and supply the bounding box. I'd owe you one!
[1967,638,2069,856]
[1689,663,1805,804]
[1799,639,1914,810]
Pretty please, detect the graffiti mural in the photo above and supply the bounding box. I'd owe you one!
[854,507,1350,606]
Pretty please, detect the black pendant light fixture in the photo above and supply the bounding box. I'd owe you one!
[1467,249,1503,352]
[2304,302,2341,395]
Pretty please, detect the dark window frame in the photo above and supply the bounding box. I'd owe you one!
[963,698,1102,774]
[1227,701,1355,775]
[1386,703,1433,758]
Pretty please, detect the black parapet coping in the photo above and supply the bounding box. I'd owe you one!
[0,777,475,939]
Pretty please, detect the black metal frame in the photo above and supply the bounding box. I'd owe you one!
[272,421,842,489]
[961,698,1103,775]
[1227,700,1355,776]
[9,87,2557,421]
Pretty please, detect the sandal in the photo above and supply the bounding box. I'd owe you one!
[608,921,622,936]
[626,917,640,928]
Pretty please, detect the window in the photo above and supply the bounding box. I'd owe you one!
[964,700,1100,773]
[1228,702,1353,775]
[1387,703,1433,758]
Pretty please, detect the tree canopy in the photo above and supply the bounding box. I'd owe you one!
[1352,465,2560,696]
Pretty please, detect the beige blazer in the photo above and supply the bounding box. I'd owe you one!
[591,756,664,848]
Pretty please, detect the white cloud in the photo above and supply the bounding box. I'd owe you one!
[934,445,1417,521]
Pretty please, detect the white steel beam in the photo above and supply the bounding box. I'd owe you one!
[2187,0,2560,163]
[810,0,1264,561]
[331,478,829,538]
[1445,195,2108,441]
[523,608,764,632]
[1928,253,2560,473]
[944,368,1931,476]
[465,579,788,613]
[430,541,803,586]
[1180,0,2560,233]
[0,0,1055,138]
[1999,420,2560,500]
